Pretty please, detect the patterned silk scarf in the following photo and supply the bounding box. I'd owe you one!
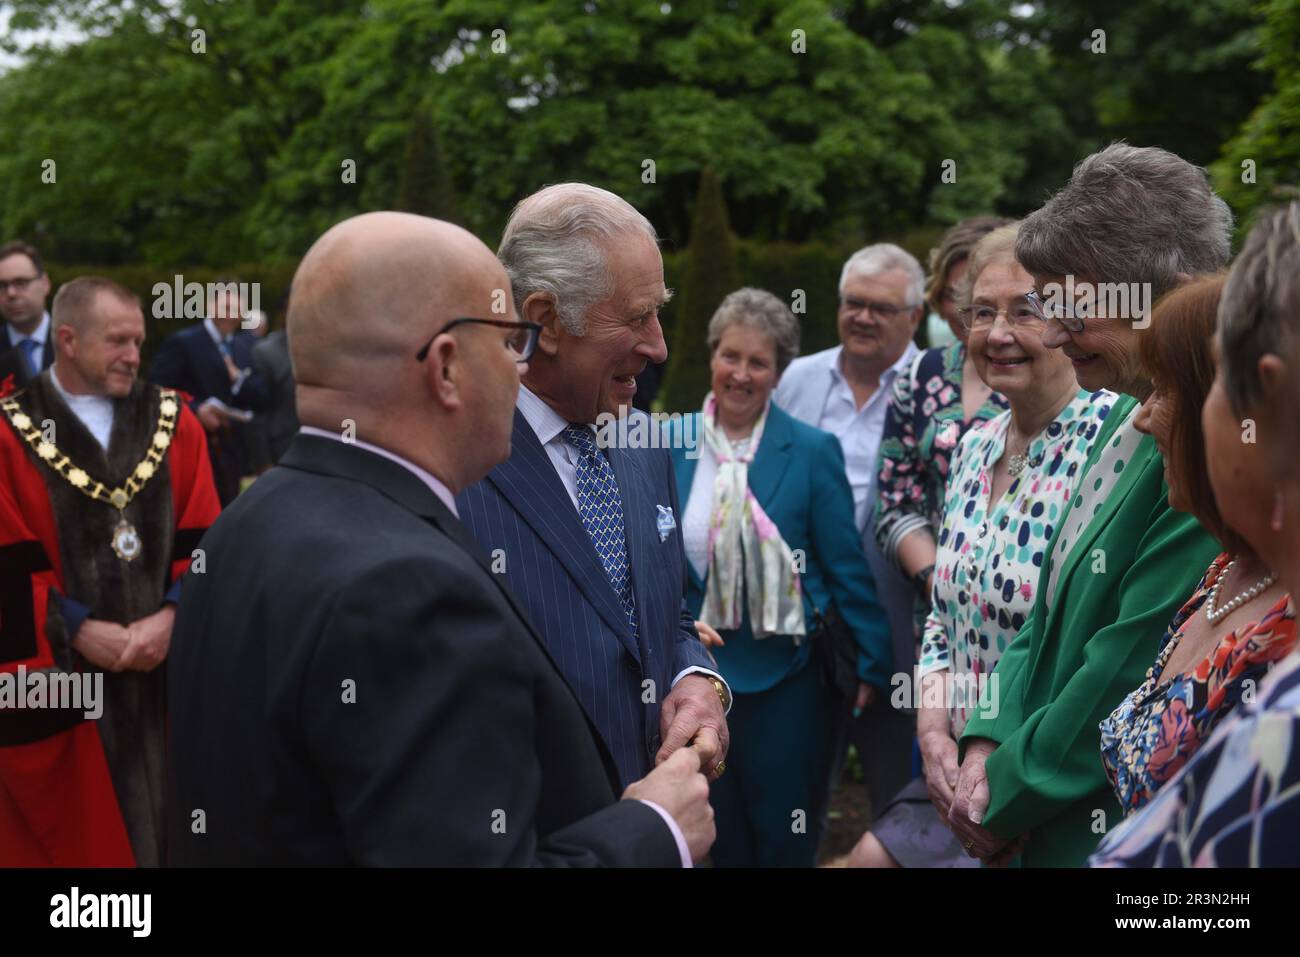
[699,393,806,640]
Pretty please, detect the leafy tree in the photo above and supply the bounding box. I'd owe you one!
[394,106,463,224]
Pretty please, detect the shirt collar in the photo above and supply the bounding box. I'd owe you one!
[516,384,572,447]
[203,318,229,346]
[48,363,112,409]
[7,312,50,347]
[828,341,919,388]
[297,425,459,517]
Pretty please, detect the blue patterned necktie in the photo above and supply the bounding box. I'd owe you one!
[18,338,39,376]
[562,424,638,635]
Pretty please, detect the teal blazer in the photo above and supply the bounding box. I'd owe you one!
[668,404,891,695]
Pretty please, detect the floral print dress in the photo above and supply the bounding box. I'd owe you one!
[1099,554,1296,814]
[918,388,1116,735]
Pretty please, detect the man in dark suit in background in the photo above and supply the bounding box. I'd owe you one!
[149,280,267,503]
[168,211,714,866]
[247,291,298,470]
[0,241,56,390]
[458,184,730,789]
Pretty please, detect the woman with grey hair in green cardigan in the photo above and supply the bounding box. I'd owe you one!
[948,143,1225,867]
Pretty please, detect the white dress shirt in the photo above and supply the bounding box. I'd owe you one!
[6,312,50,373]
[812,344,918,534]
[514,385,730,708]
[49,365,115,451]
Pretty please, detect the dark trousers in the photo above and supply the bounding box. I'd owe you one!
[818,696,915,828]
[708,660,832,867]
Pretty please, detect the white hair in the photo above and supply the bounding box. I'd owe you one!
[498,183,659,334]
[839,243,925,307]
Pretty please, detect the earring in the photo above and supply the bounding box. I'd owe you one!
[1272,489,1286,532]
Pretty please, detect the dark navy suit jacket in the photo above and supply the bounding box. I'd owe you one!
[149,323,267,502]
[457,407,716,788]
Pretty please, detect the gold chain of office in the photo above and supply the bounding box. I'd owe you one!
[0,389,181,561]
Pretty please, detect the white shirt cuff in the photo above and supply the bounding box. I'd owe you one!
[671,666,732,713]
[637,800,692,868]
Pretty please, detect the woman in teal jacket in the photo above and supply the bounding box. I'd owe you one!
[667,288,890,867]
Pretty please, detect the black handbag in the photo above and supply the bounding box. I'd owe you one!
[810,601,860,702]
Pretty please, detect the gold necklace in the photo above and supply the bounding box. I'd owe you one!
[1,389,180,562]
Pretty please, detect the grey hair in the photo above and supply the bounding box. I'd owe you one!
[1016,143,1233,298]
[498,183,659,335]
[839,243,925,307]
[1218,201,1300,414]
[956,223,1022,316]
[706,287,801,374]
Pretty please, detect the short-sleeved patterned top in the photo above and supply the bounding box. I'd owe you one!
[874,342,1006,568]
[1090,648,1300,867]
[1099,553,1296,814]
[919,388,1116,735]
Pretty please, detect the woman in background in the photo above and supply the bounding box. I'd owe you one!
[668,288,890,867]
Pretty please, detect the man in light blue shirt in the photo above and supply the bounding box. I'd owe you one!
[774,242,924,826]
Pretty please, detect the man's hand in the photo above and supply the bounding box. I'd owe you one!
[948,737,1009,859]
[919,729,960,820]
[657,674,729,779]
[623,746,715,863]
[115,605,176,672]
[72,619,131,672]
[196,402,228,433]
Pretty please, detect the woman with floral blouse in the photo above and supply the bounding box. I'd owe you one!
[1098,276,1295,816]
[846,224,1115,867]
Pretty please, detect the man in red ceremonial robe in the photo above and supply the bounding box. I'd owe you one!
[0,277,219,866]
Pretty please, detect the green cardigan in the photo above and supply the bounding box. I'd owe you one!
[959,396,1219,867]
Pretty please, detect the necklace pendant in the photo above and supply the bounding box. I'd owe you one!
[112,517,142,562]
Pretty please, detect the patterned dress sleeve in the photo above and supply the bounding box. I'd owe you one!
[873,352,928,568]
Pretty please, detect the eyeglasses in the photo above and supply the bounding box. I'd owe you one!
[1024,288,1091,334]
[0,275,40,295]
[960,297,1045,331]
[839,296,913,320]
[416,318,541,363]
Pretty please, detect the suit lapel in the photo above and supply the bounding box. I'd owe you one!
[748,404,794,506]
[606,441,659,661]
[485,410,641,661]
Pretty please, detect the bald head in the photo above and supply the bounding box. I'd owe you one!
[286,211,523,492]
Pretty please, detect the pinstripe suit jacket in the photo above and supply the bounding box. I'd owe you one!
[457,407,715,787]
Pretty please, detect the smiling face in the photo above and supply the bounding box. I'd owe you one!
[968,258,1073,403]
[710,322,778,430]
[837,267,923,368]
[527,233,669,423]
[1036,273,1149,396]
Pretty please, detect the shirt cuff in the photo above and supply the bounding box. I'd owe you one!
[51,592,92,642]
[671,666,732,713]
[637,800,692,868]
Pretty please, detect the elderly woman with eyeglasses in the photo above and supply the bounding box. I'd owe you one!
[949,144,1226,867]
[843,224,1115,868]
[1091,202,1300,867]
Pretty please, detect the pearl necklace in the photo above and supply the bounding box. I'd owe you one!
[1203,558,1278,624]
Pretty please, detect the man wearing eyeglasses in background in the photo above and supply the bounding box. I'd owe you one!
[0,241,55,391]
[168,211,715,865]
[774,243,923,833]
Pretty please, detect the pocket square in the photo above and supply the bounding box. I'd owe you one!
[656,504,676,542]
